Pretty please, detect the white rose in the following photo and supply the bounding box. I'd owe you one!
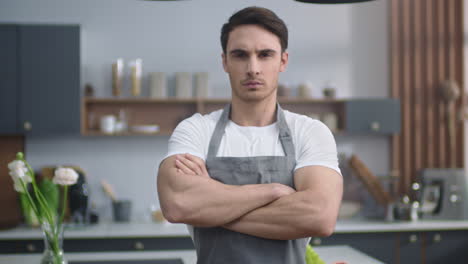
[7,160,32,193]
[8,160,29,179]
[12,178,26,193]
[53,167,79,186]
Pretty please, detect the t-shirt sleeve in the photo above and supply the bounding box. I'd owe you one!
[164,113,207,162]
[295,118,341,175]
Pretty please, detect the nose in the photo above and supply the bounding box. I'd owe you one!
[246,57,260,76]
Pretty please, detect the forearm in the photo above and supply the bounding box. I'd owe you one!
[223,190,337,240]
[157,158,281,227]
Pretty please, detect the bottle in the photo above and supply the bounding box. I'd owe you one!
[112,59,123,97]
[129,59,142,97]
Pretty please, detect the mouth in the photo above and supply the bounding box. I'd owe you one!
[242,80,263,89]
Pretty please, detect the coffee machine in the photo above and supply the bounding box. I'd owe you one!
[419,169,468,220]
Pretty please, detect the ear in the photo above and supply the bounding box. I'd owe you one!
[279,51,289,72]
[222,53,228,73]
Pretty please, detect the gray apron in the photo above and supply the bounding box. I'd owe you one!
[193,104,308,264]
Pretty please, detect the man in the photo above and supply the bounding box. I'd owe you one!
[157,6,343,264]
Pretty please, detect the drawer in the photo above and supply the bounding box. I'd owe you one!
[0,237,194,254]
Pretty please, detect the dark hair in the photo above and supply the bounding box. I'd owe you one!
[220,6,288,54]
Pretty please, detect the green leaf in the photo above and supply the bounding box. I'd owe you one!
[305,244,326,264]
[38,178,59,218]
[19,193,39,226]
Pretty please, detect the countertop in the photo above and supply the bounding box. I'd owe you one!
[0,245,383,264]
[2,219,468,239]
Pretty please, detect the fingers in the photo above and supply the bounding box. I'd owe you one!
[183,153,208,174]
[271,183,296,198]
[175,155,202,175]
[184,153,210,177]
[175,159,196,175]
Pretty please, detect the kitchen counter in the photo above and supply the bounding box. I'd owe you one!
[2,219,468,239]
[335,218,468,233]
[2,219,468,264]
[0,245,383,264]
[0,222,189,239]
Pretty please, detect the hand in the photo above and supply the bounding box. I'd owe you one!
[174,153,210,178]
[271,183,296,199]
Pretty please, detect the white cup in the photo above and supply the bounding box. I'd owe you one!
[100,115,116,134]
[321,112,338,132]
[175,72,192,98]
[194,72,209,98]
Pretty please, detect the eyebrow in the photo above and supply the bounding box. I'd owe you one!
[229,49,277,56]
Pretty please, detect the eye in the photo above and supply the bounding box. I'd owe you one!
[234,53,247,58]
[259,51,273,58]
[230,51,247,59]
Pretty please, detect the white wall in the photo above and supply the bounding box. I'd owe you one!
[0,0,389,221]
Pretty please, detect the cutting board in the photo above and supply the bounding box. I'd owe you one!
[0,135,24,229]
[349,155,392,206]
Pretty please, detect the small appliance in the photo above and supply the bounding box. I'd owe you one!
[419,168,468,220]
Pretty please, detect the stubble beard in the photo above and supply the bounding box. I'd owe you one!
[231,82,278,103]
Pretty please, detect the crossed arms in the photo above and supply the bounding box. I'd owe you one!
[157,153,343,240]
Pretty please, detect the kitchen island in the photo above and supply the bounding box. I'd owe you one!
[0,245,382,264]
[2,219,468,264]
[0,221,387,264]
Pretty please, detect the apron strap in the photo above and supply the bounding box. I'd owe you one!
[207,104,231,158]
[276,104,295,158]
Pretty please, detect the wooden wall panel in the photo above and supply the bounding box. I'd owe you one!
[390,0,464,194]
[0,135,24,229]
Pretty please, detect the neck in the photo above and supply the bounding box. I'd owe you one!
[230,96,277,127]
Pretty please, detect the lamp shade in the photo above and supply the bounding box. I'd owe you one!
[295,0,375,3]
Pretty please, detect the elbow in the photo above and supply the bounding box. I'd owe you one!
[305,216,336,237]
[303,204,338,237]
[160,196,188,224]
[315,218,336,237]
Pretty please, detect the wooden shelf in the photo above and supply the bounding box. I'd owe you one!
[81,97,345,137]
[82,130,172,137]
[84,97,200,104]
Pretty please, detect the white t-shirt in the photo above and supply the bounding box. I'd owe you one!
[165,108,341,174]
[164,108,341,239]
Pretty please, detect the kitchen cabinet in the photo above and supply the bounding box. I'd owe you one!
[314,232,397,264]
[316,230,468,264]
[345,98,400,134]
[399,232,423,264]
[0,236,193,263]
[70,260,183,264]
[0,237,194,254]
[81,97,399,136]
[0,24,80,136]
[424,231,468,264]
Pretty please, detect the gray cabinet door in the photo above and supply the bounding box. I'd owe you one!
[399,232,422,264]
[0,25,19,134]
[19,25,80,136]
[425,231,468,264]
[345,98,400,134]
[318,233,396,264]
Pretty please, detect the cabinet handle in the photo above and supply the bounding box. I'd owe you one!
[312,238,322,246]
[23,121,32,131]
[26,243,36,252]
[433,233,442,243]
[370,121,380,131]
[409,234,418,243]
[134,241,144,250]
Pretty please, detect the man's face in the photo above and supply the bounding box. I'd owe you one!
[222,25,288,103]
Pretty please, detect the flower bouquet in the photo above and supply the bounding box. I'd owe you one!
[8,152,78,264]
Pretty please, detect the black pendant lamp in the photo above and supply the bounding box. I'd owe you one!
[295,0,375,3]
